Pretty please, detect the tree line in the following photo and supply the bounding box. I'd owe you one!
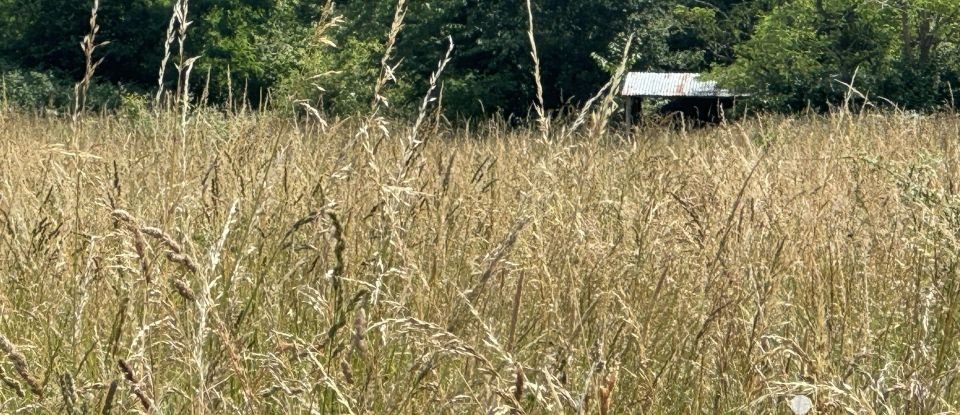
[1,0,959,117]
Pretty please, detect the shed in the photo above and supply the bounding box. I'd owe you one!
[620,72,742,126]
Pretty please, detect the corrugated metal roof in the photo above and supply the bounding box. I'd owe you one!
[621,72,738,97]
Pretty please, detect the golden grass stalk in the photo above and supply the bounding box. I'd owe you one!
[178,55,202,131]
[507,269,524,353]
[225,64,233,114]
[0,366,24,398]
[110,209,135,224]
[118,359,151,411]
[174,0,193,102]
[111,210,158,282]
[73,0,109,120]
[100,379,117,414]
[167,252,198,274]
[371,0,406,113]
[469,218,528,304]
[588,33,633,140]
[294,0,343,131]
[397,36,455,181]
[447,217,529,335]
[351,308,367,356]
[141,226,183,254]
[514,364,525,404]
[526,0,549,138]
[155,0,179,108]
[1,74,8,113]
[0,334,42,397]
[598,370,617,415]
[138,223,200,273]
[117,358,136,384]
[172,278,197,302]
[340,359,354,385]
[133,227,151,283]
[199,66,211,108]
[59,372,77,413]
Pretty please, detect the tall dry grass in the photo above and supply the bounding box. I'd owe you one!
[73,0,108,121]
[1,111,960,413]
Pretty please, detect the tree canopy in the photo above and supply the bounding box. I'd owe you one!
[1,0,959,116]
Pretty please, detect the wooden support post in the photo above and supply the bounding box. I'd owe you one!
[625,97,633,130]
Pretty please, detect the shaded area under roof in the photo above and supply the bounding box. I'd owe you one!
[621,72,739,98]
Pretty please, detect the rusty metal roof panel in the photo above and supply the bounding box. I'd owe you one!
[621,72,737,97]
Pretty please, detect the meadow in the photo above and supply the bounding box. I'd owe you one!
[1,110,960,414]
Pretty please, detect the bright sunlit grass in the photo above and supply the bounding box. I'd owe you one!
[1,111,959,413]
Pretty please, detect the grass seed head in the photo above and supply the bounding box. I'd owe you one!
[0,334,42,397]
[110,209,135,224]
[172,278,197,302]
[514,364,525,403]
[351,308,367,356]
[0,366,24,398]
[141,226,183,254]
[117,359,136,384]
[598,370,617,415]
[59,372,77,411]
[166,252,198,273]
[340,359,354,385]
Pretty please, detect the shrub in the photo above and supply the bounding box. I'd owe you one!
[1,67,122,112]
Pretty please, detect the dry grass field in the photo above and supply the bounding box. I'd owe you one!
[1,111,960,413]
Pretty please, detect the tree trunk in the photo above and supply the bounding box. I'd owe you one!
[917,10,934,66]
[900,2,914,64]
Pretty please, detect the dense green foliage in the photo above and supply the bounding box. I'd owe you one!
[1,0,959,115]
[715,0,960,111]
